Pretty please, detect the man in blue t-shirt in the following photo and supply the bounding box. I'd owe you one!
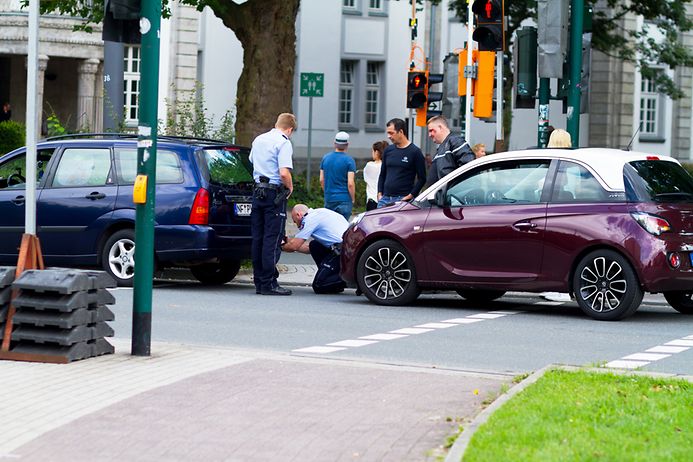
[377,118,426,208]
[320,131,356,220]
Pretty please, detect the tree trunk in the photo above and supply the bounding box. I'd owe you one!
[215,0,300,146]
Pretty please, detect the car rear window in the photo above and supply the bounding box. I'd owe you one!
[624,160,693,202]
[115,149,184,184]
[196,148,253,185]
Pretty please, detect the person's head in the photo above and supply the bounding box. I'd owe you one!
[471,143,486,158]
[334,131,349,151]
[426,115,451,144]
[275,113,297,137]
[386,118,408,146]
[547,128,572,148]
[371,140,388,161]
[2,102,9,111]
[291,204,309,228]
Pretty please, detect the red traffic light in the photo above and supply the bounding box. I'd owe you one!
[407,71,428,108]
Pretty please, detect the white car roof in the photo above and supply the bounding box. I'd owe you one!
[418,147,679,200]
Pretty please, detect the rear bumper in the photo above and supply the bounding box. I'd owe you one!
[155,225,252,264]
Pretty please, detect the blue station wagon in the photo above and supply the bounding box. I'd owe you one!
[0,134,254,286]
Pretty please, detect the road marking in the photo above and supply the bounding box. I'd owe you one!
[604,334,692,370]
[291,310,522,355]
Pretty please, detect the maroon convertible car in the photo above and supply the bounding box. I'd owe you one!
[341,148,693,320]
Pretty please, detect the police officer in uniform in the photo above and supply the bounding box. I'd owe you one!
[249,113,296,295]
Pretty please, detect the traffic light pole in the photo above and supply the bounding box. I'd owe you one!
[464,0,473,141]
[495,51,503,150]
[567,0,584,147]
[132,0,161,356]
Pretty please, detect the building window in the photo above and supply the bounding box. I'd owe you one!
[343,0,356,9]
[369,0,382,11]
[123,45,141,124]
[639,77,661,138]
[365,62,381,126]
[339,61,355,126]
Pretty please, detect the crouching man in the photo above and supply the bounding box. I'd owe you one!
[281,204,348,294]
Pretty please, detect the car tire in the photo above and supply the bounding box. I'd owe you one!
[356,239,420,306]
[101,229,136,287]
[190,260,242,285]
[662,291,693,314]
[573,249,643,321]
[456,289,506,303]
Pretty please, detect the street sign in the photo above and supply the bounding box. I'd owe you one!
[300,72,324,97]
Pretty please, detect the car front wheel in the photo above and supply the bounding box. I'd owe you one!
[190,260,242,285]
[356,239,420,306]
[662,291,693,314]
[101,229,135,287]
[573,249,642,321]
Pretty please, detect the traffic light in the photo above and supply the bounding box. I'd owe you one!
[102,0,142,44]
[407,71,427,109]
[472,0,505,52]
[415,71,444,126]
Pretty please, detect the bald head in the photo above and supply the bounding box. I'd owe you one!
[291,204,309,227]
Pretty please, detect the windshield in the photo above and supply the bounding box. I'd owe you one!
[624,160,693,202]
[197,147,253,185]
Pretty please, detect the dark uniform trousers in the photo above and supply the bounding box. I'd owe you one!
[251,187,287,291]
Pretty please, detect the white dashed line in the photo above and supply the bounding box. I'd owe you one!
[605,334,692,370]
[291,310,522,354]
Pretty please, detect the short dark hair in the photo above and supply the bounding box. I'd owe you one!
[387,118,407,136]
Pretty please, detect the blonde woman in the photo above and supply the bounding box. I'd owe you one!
[471,143,487,158]
[547,129,572,148]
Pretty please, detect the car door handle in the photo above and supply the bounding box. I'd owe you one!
[11,195,25,205]
[85,192,106,200]
[514,221,538,231]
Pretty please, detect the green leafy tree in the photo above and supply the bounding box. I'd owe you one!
[36,0,300,146]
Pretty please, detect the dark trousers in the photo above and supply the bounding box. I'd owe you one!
[309,240,332,266]
[251,188,287,290]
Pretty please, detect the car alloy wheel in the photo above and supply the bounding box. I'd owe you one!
[573,249,642,320]
[101,229,136,287]
[356,239,420,306]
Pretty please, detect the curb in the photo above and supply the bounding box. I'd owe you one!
[444,365,693,462]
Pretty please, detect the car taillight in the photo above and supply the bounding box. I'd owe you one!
[668,252,681,269]
[630,212,671,236]
[189,188,210,225]
[646,156,660,160]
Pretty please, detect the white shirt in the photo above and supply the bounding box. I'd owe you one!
[249,128,293,185]
[363,160,382,202]
[295,208,349,247]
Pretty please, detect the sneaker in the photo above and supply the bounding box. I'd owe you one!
[260,284,292,296]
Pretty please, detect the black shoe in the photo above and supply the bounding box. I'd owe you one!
[260,285,292,296]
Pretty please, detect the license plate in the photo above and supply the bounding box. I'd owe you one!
[235,203,252,216]
[690,252,693,266]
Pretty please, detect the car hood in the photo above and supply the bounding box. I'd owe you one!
[363,201,418,216]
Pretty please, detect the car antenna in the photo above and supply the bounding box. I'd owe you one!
[625,122,642,151]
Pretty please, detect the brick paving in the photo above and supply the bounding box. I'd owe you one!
[1,339,508,461]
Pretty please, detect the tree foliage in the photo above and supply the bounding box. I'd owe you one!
[439,0,693,99]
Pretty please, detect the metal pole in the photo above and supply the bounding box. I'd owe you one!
[567,0,584,147]
[537,78,550,148]
[103,41,125,132]
[465,1,473,141]
[132,0,161,356]
[306,96,312,192]
[495,51,503,149]
[24,0,39,236]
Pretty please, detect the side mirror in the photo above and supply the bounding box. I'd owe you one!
[429,188,446,208]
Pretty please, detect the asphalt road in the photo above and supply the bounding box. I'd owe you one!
[108,280,693,377]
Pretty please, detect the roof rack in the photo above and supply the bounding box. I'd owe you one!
[42,133,236,146]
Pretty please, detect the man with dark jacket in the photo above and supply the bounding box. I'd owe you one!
[426,115,475,184]
[377,118,426,207]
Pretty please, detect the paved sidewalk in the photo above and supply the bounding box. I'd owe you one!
[0,339,508,461]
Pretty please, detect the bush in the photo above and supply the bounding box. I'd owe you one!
[288,171,368,213]
[0,121,26,156]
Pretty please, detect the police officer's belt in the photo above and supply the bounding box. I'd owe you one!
[255,182,282,190]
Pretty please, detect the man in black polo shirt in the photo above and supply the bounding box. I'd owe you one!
[376,118,426,208]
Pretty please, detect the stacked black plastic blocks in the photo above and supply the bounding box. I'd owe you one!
[4,269,116,362]
[0,267,15,327]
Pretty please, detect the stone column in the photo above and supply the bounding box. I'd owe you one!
[77,58,101,131]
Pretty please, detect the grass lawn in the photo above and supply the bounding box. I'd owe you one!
[462,369,692,461]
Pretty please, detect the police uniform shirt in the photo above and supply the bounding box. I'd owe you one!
[249,128,294,185]
[295,208,349,247]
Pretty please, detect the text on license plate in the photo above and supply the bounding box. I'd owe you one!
[235,203,252,216]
